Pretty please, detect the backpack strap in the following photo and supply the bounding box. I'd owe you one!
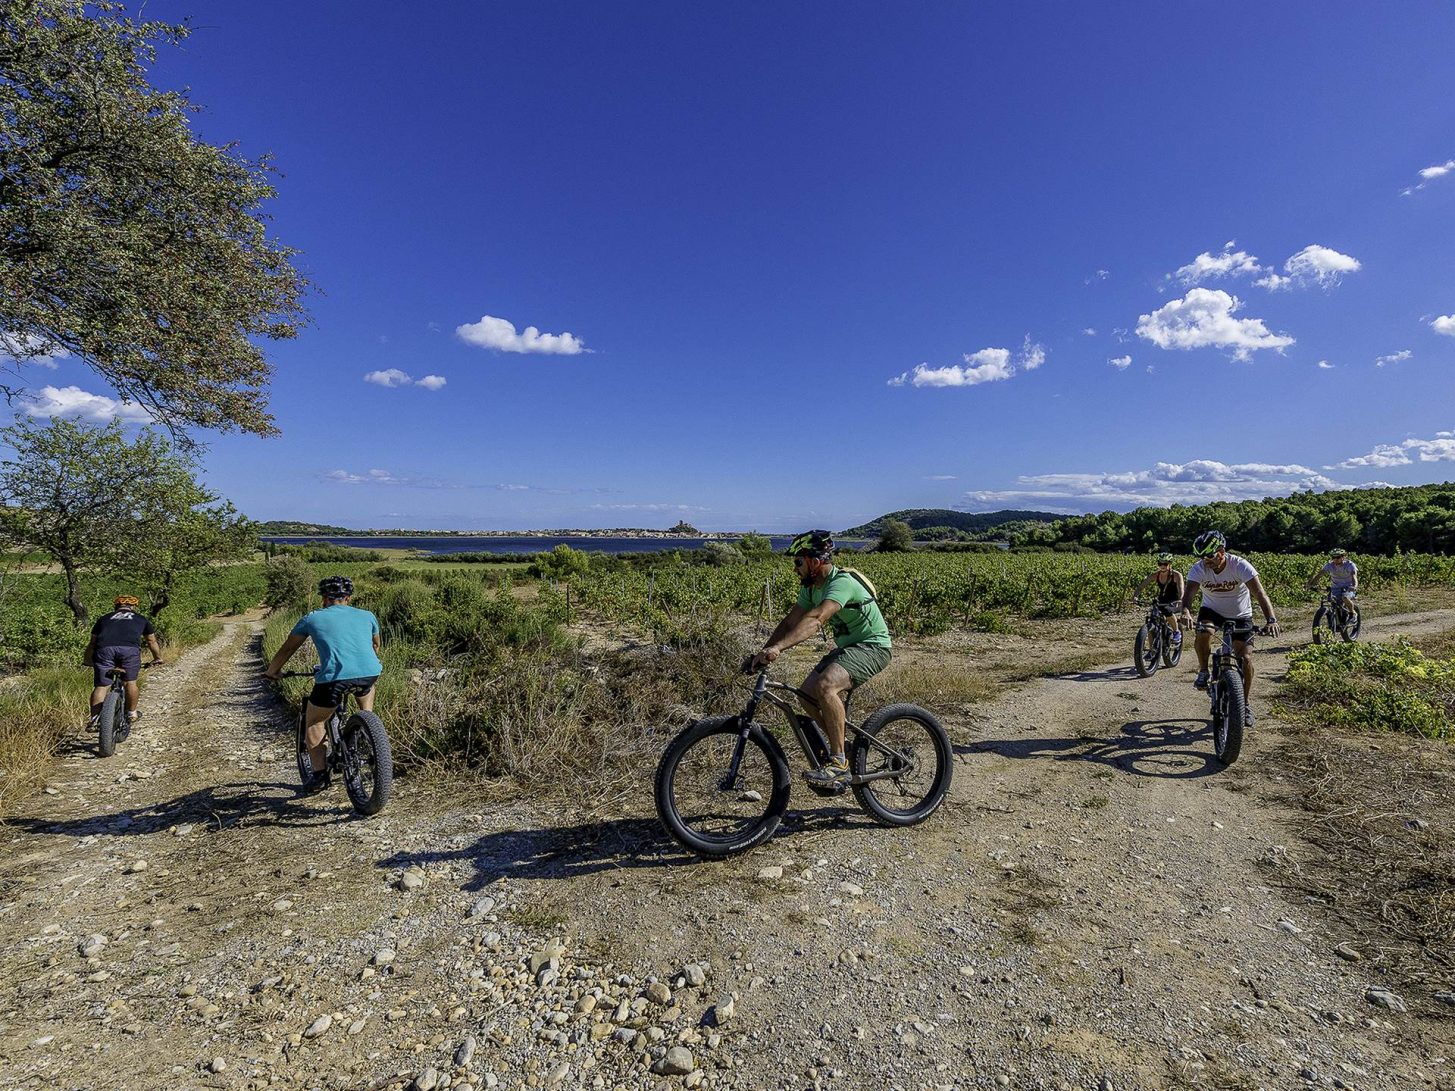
[833,567,877,610]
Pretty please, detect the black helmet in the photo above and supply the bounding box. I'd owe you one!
[1192,530,1226,558]
[786,529,834,558]
[318,575,354,599]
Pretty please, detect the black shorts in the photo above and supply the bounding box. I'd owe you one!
[308,676,378,708]
[1195,607,1255,646]
[93,646,142,685]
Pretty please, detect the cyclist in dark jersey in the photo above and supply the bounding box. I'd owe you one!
[83,595,164,728]
[1135,552,1185,648]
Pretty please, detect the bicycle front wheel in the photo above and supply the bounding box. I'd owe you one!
[1214,671,1246,766]
[1312,607,1334,645]
[655,717,790,857]
[850,704,953,827]
[1134,624,1160,677]
[1340,606,1361,642]
[98,688,123,758]
[341,711,393,816]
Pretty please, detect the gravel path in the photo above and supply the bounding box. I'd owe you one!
[1,610,1453,1091]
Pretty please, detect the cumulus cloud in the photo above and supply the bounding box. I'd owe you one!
[1255,273,1294,291]
[23,385,152,422]
[1082,328,1097,336]
[1317,360,1335,369]
[1108,355,1131,370]
[1332,430,1455,469]
[1173,242,1264,286]
[1403,158,1455,195]
[1282,244,1361,287]
[1,333,70,368]
[1375,350,1412,368]
[961,459,1354,511]
[1431,315,1455,336]
[1136,288,1294,361]
[456,315,587,355]
[888,336,1046,389]
[363,368,446,389]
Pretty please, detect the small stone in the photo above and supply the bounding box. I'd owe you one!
[739,790,762,803]
[575,996,597,1014]
[996,1077,1011,1089]
[398,868,426,892]
[711,994,735,1025]
[454,1036,477,1067]
[348,1018,368,1035]
[43,786,59,796]
[682,964,707,988]
[413,1067,439,1091]
[756,866,783,881]
[209,1058,226,1074]
[838,882,864,897]
[303,1014,333,1038]
[123,859,148,874]
[1366,987,1407,1013]
[653,1047,695,1076]
[79,934,108,958]
[1434,991,1455,1006]
[646,982,672,1005]
[1405,817,1430,831]
[470,897,496,918]
[1276,918,1303,935]
[373,948,397,966]
[272,899,293,912]
[1335,943,1362,962]
[547,1062,570,1085]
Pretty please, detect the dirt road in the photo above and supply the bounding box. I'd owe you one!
[2,610,1452,1091]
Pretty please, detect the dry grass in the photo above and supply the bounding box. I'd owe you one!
[0,667,89,823]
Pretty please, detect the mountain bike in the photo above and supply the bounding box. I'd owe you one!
[1132,599,1183,677]
[654,662,953,857]
[1312,590,1361,644]
[95,662,155,758]
[1202,621,1269,766]
[279,672,393,816]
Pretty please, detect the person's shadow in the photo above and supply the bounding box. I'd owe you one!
[970,717,1225,779]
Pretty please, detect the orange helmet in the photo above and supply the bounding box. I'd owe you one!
[114,594,140,608]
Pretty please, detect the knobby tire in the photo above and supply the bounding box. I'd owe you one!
[98,688,122,758]
[1214,669,1246,766]
[655,716,790,857]
[1134,624,1160,677]
[850,703,953,827]
[341,711,393,816]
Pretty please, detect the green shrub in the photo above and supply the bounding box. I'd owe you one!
[530,544,590,580]
[1281,640,1455,742]
[264,555,311,609]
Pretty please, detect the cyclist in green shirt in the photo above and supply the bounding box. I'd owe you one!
[750,530,892,788]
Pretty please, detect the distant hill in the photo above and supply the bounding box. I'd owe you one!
[253,520,357,536]
[840,509,1063,539]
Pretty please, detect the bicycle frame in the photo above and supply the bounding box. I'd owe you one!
[1205,620,1249,705]
[720,671,910,790]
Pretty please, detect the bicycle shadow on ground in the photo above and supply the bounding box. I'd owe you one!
[4,778,358,842]
[970,717,1225,779]
[375,804,879,889]
[1047,664,1148,683]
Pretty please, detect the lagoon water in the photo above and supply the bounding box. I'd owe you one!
[261,535,800,556]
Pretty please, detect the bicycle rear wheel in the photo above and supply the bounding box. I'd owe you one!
[341,711,393,816]
[1134,624,1160,677]
[1214,671,1245,766]
[98,688,123,758]
[850,704,953,827]
[655,716,790,857]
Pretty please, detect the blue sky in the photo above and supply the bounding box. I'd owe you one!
[6,2,1455,531]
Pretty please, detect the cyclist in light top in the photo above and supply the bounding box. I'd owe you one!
[751,530,891,789]
[1134,551,1185,648]
[1307,548,1358,610]
[263,575,382,793]
[1180,530,1279,725]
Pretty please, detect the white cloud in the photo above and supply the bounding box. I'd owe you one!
[1431,315,1455,336]
[324,468,408,486]
[889,338,1045,389]
[456,315,587,355]
[1405,159,1455,194]
[1254,273,1293,291]
[1136,288,1294,361]
[1,333,70,368]
[1317,360,1335,369]
[1332,430,1455,469]
[1108,355,1131,370]
[925,474,957,481]
[1082,328,1097,336]
[23,385,152,422]
[415,374,446,390]
[1173,243,1264,286]
[1375,349,1412,368]
[364,368,412,388]
[590,503,709,513]
[1283,244,1361,287]
[961,459,1354,511]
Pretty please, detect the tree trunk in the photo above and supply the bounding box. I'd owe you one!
[61,558,88,625]
[149,572,174,619]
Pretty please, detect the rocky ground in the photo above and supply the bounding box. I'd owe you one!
[1,608,1453,1091]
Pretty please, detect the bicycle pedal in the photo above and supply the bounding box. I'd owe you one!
[805,781,849,797]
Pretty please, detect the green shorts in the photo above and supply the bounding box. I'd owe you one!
[812,643,892,687]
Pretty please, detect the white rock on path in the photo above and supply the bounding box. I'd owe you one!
[79,934,108,958]
[654,1046,695,1076]
[303,1014,333,1038]
[1366,987,1407,1013]
[756,866,784,881]
[412,1067,438,1091]
[398,868,425,892]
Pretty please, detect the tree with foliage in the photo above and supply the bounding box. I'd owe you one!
[263,555,310,610]
[532,544,590,580]
[0,0,308,436]
[0,416,248,623]
[737,532,773,560]
[876,518,915,552]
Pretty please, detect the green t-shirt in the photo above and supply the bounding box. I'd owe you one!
[796,566,892,649]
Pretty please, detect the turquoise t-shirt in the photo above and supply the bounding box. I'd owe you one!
[291,604,382,682]
[796,566,892,649]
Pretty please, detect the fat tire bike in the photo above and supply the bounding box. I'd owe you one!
[1202,620,1269,767]
[1132,599,1183,677]
[1311,591,1361,645]
[95,662,155,758]
[654,662,954,857]
[280,672,393,816]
